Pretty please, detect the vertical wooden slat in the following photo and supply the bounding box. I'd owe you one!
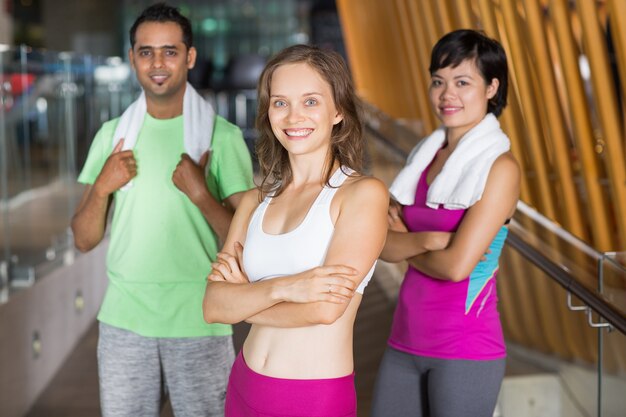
[406,0,438,132]
[434,0,455,34]
[339,0,426,119]
[389,0,423,118]
[499,2,590,361]
[495,7,537,196]
[576,0,626,249]
[383,0,409,117]
[522,0,587,240]
[607,0,626,114]
[427,0,447,40]
[451,0,474,27]
[336,0,371,100]
[363,0,392,114]
[386,0,420,119]
[417,0,442,53]
[526,2,605,360]
[477,0,534,204]
[524,0,596,359]
[413,0,451,131]
[501,0,558,219]
[393,0,431,127]
[550,0,615,251]
[376,0,403,117]
[443,0,461,29]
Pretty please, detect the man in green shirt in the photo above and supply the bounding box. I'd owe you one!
[71,4,254,416]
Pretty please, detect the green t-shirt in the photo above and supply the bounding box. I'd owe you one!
[78,113,254,337]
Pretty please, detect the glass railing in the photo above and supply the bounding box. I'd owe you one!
[503,203,626,417]
[0,46,137,302]
[362,103,626,417]
[210,87,258,160]
[599,252,626,417]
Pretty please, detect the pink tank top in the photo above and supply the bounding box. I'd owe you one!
[388,164,506,360]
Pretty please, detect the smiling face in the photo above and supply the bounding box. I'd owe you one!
[267,62,343,160]
[129,21,196,113]
[429,58,499,142]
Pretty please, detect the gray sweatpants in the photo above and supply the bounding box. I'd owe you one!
[97,322,235,417]
[371,347,505,417]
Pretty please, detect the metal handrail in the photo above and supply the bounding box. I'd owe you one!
[506,230,625,334]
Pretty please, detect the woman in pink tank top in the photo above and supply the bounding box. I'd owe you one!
[202,45,388,417]
[371,30,521,417]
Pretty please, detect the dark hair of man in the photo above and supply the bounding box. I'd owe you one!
[255,44,363,198]
[429,29,508,117]
[129,2,193,50]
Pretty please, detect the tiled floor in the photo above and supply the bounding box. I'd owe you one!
[25,277,395,417]
[24,322,102,417]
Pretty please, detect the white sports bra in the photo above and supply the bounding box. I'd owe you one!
[242,167,375,294]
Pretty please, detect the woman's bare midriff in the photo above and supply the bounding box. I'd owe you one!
[242,296,361,379]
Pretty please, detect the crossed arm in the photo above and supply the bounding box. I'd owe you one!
[202,177,389,327]
[379,199,453,263]
[383,154,520,282]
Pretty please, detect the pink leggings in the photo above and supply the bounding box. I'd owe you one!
[225,352,357,417]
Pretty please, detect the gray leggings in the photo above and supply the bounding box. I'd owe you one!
[371,347,505,417]
[97,322,235,417]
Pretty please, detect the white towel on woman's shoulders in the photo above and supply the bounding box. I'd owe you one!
[112,82,215,190]
[389,113,510,209]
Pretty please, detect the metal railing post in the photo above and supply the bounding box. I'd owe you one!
[60,52,77,182]
[0,49,11,302]
[19,45,31,190]
[597,255,604,417]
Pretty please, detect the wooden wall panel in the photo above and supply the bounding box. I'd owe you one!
[338,0,625,250]
[576,0,626,249]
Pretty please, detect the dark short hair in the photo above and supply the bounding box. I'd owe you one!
[129,3,193,50]
[255,44,363,197]
[429,29,508,116]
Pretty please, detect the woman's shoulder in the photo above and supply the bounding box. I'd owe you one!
[331,173,388,226]
[340,173,389,204]
[490,151,520,180]
[482,151,521,202]
[238,188,264,212]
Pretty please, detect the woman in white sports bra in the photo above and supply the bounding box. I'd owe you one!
[202,45,388,417]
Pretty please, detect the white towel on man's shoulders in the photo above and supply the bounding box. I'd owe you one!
[389,113,510,209]
[112,82,215,190]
